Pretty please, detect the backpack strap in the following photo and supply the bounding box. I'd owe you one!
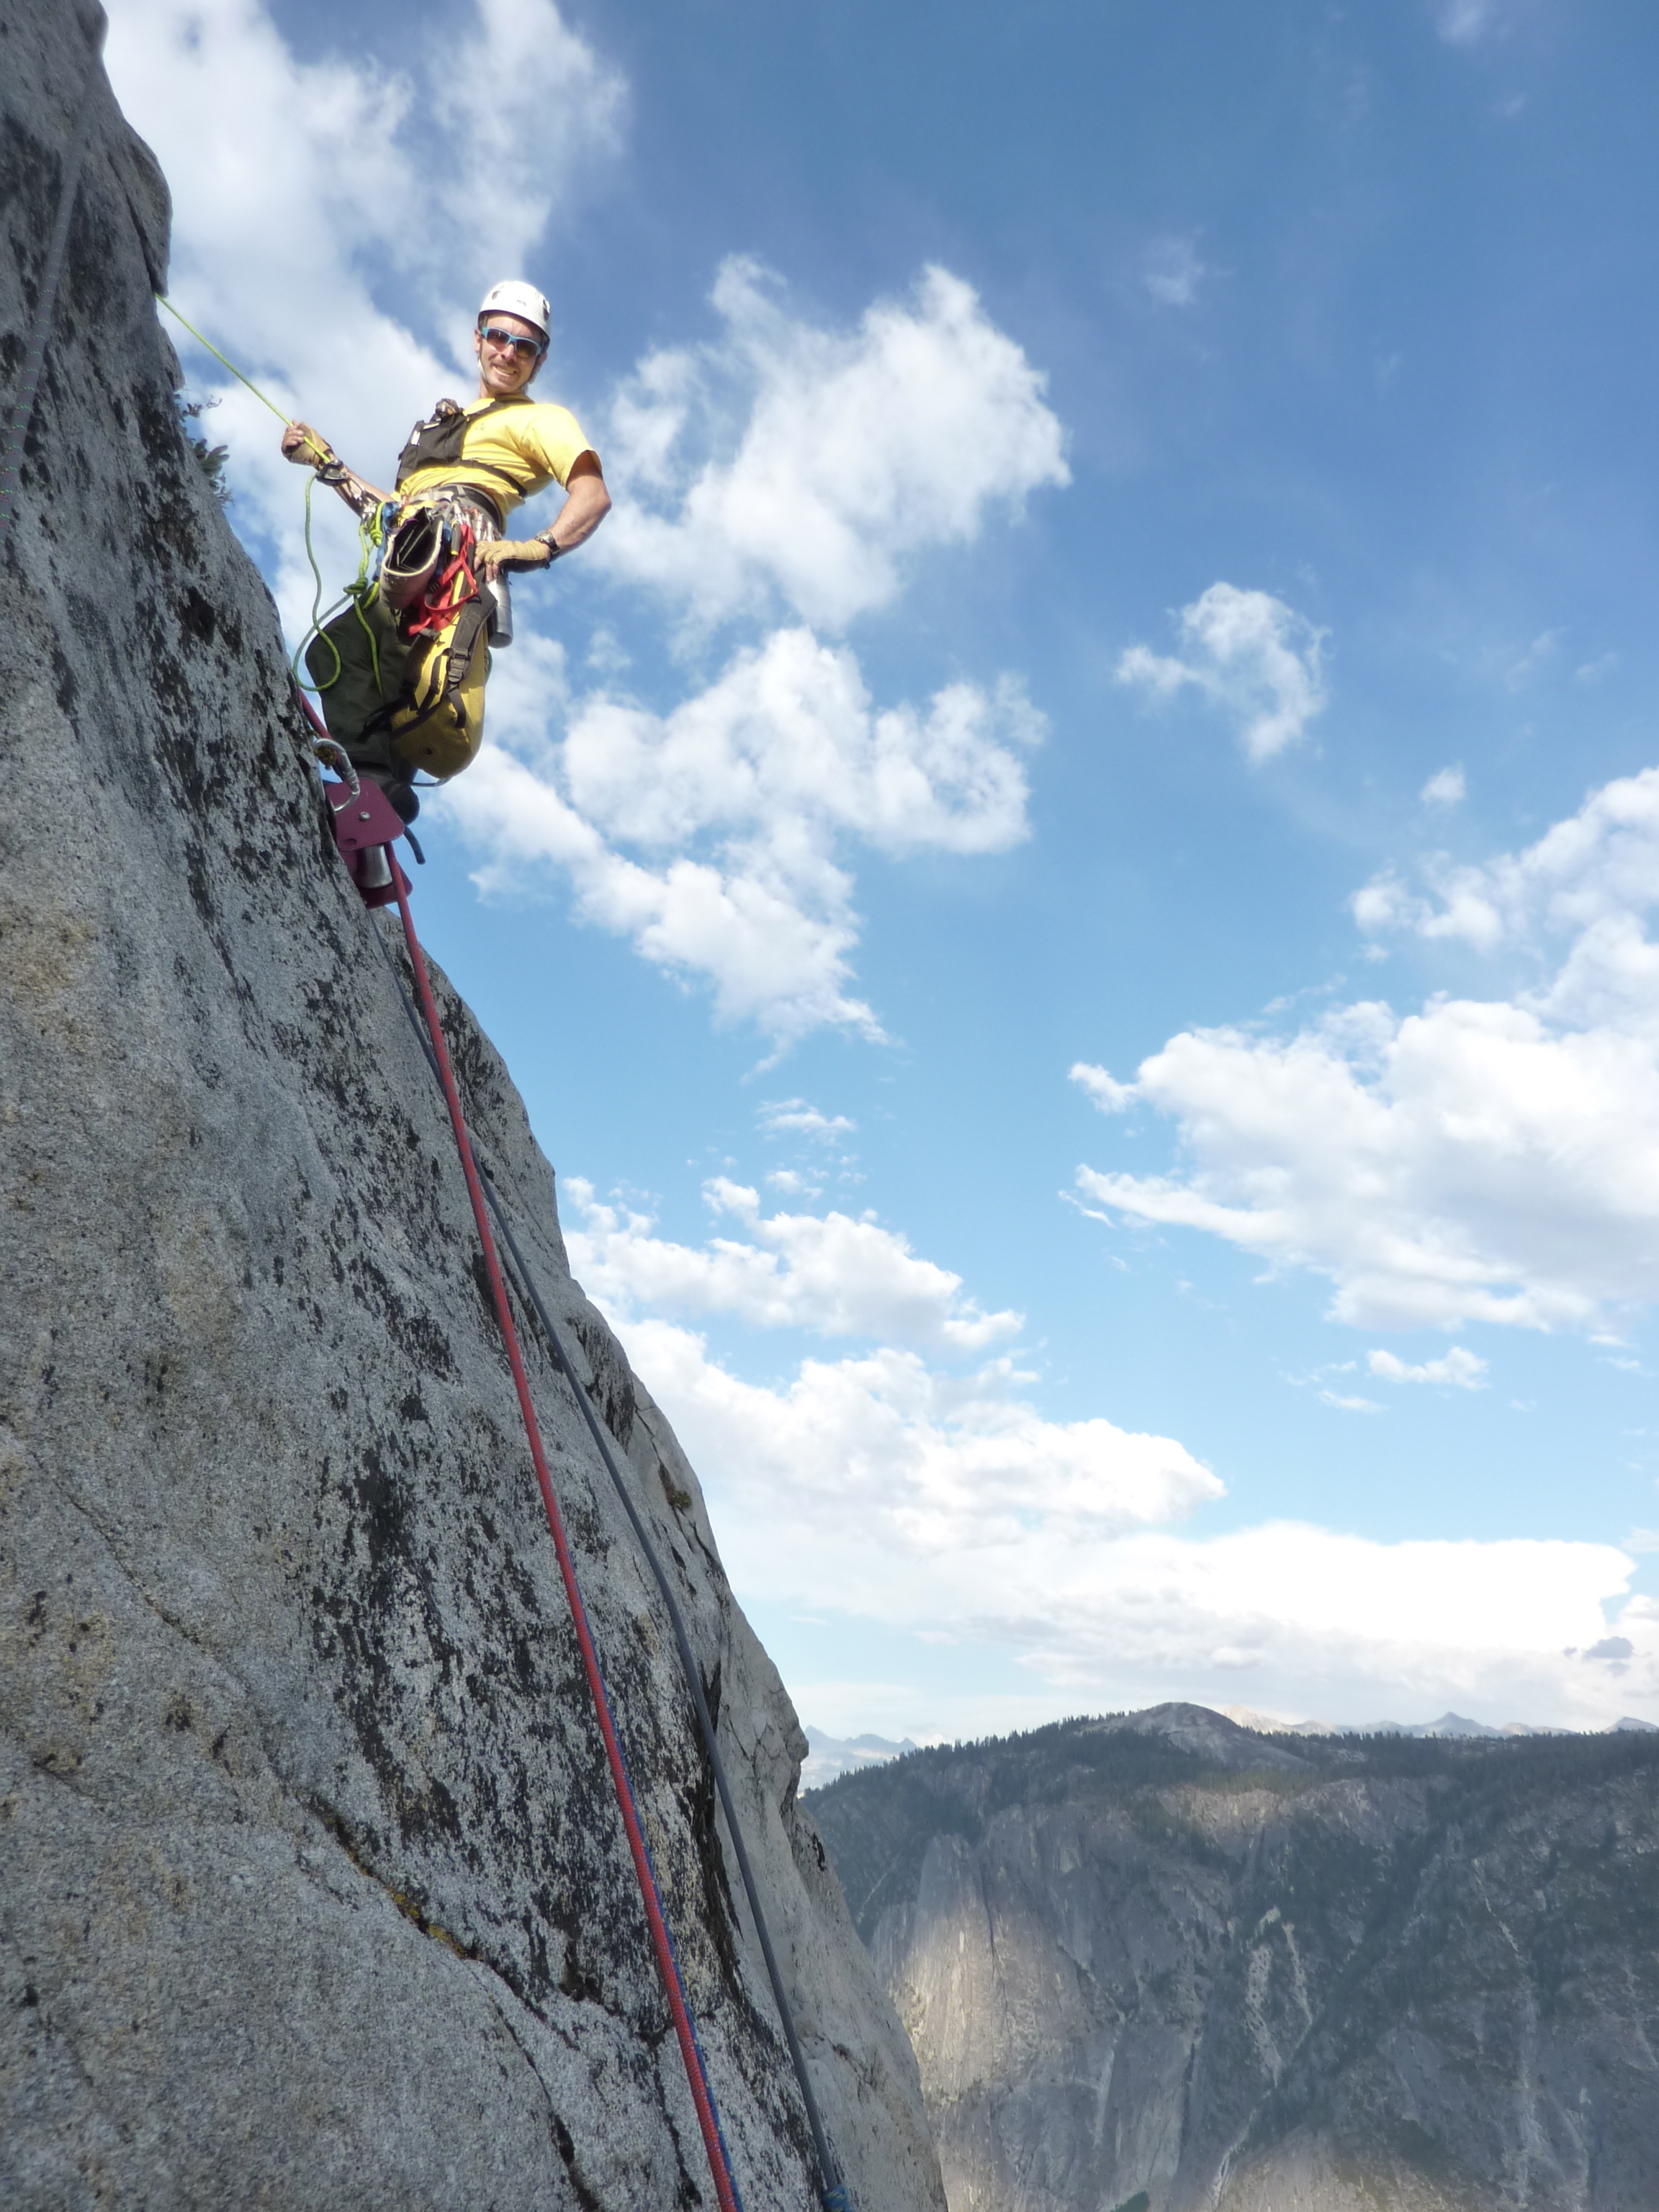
[393,395,535,502]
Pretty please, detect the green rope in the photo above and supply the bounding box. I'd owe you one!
[353,575,386,694]
[156,294,292,429]
[297,473,343,691]
[156,294,383,697]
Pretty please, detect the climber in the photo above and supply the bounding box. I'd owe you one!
[280,280,610,817]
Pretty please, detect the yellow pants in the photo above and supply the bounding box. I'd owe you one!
[304,499,495,783]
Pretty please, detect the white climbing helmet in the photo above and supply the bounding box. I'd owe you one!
[477,280,550,347]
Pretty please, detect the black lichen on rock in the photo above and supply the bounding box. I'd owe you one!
[0,8,942,2208]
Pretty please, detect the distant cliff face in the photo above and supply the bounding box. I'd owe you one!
[809,1704,1659,2212]
[0,7,943,2208]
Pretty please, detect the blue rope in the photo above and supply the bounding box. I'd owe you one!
[634,1809,747,2212]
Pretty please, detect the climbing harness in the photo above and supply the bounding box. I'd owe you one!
[302,493,493,781]
[297,688,853,2210]
[0,14,106,562]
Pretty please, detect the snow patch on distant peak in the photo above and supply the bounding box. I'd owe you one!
[803,1726,920,1789]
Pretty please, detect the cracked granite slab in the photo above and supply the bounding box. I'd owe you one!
[0,6,945,2208]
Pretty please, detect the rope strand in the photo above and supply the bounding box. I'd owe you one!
[387,858,745,2212]
[295,663,851,2205]
[480,1183,850,2207]
[156,300,387,693]
[156,294,296,430]
[354,882,850,2211]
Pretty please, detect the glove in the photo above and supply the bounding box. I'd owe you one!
[281,421,336,471]
[476,536,557,575]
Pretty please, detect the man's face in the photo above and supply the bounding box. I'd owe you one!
[475,313,544,397]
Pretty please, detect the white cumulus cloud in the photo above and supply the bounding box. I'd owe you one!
[620,1301,1653,1727]
[627,1318,1222,1559]
[760,1100,856,1144]
[597,258,1070,631]
[1076,765,1659,1334]
[1369,1346,1489,1388]
[565,1178,1022,1354]
[552,1164,1655,1731]
[1421,764,1467,808]
[445,628,1041,1043]
[556,637,1036,860]
[1354,764,1659,1022]
[1074,999,1659,1331]
[1069,1061,1141,1113]
[996,1524,1653,1727]
[433,0,626,231]
[1116,583,1328,761]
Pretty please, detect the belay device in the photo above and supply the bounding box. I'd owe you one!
[324,776,412,907]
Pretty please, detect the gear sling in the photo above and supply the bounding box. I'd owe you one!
[304,396,539,781]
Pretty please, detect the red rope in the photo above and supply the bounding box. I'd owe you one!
[388,863,742,2212]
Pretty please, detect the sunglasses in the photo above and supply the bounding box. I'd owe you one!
[479,325,543,361]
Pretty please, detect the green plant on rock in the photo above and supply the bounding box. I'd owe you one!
[175,391,230,502]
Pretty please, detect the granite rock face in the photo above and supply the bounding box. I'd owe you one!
[810,1706,1659,2212]
[0,9,945,2208]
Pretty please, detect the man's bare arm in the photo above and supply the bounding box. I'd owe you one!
[280,421,392,519]
[477,451,612,577]
[546,451,611,552]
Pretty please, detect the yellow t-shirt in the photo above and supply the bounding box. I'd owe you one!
[397,395,593,518]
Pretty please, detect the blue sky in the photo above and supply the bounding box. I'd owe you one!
[108,0,1659,1734]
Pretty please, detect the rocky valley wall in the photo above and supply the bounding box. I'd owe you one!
[0,8,944,2208]
[810,1705,1659,2212]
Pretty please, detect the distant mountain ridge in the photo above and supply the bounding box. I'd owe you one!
[813,1710,1659,1763]
[1222,1704,1659,1738]
[807,1701,1659,2212]
[804,1727,921,1789]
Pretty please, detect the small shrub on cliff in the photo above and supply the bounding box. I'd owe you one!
[175,392,230,503]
